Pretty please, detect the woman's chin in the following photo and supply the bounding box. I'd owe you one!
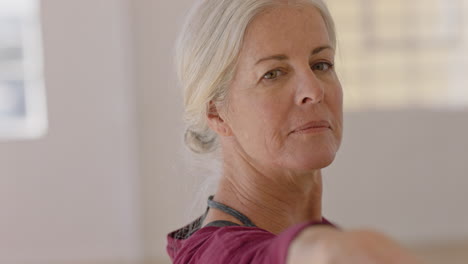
[283,150,337,172]
[283,134,341,170]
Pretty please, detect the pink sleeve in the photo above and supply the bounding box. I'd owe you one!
[172,221,330,264]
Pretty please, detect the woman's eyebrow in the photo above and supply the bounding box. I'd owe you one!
[255,54,288,65]
[311,45,333,55]
[254,45,333,65]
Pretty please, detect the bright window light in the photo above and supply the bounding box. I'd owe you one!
[328,0,468,111]
[0,0,47,140]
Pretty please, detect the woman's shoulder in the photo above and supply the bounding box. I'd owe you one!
[167,216,273,261]
[167,216,336,264]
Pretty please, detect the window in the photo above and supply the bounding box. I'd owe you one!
[327,0,468,111]
[0,0,47,140]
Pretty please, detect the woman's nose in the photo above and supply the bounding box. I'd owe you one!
[295,69,324,105]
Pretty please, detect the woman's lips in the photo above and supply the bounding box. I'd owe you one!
[291,120,331,134]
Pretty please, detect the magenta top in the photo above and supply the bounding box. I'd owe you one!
[167,196,336,264]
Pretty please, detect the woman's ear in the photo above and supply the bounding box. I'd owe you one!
[207,101,232,137]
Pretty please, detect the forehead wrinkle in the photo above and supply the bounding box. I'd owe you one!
[241,5,330,65]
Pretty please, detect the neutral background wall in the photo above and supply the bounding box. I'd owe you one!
[130,0,195,263]
[0,0,143,263]
[1,0,467,264]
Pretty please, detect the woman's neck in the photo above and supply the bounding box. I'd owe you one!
[212,149,323,234]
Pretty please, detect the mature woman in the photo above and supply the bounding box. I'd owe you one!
[167,0,421,263]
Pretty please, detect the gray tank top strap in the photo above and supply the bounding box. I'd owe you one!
[207,195,256,227]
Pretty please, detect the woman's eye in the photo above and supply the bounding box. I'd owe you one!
[312,62,333,71]
[262,69,283,80]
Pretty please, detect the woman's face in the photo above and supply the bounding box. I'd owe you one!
[220,5,343,173]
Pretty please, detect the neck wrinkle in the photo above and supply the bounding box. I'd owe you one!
[214,147,323,235]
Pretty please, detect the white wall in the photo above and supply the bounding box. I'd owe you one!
[130,0,194,262]
[0,0,143,263]
[323,110,468,243]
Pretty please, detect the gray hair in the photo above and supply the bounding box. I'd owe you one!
[176,0,336,153]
